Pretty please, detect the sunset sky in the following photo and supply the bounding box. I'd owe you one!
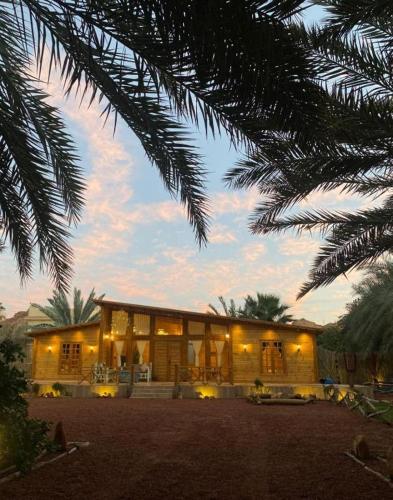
[0,6,370,323]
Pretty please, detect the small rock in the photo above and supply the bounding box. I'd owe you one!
[352,435,370,460]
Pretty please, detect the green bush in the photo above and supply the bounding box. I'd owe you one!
[52,382,66,396]
[0,338,50,473]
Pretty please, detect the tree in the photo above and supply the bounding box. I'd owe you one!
[225,1,393,296]
[0,338,50,472]
[208,292,293,322]
[33,288,104,326]
[0,302,5,320]
[1,1,330,290]
[207,296,241,317]
[240,293,293,323]
[340,261,393,354]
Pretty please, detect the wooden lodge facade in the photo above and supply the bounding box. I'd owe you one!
[29,300,321,386]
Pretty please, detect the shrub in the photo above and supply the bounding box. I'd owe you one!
[0,338,50,473]
[52,382,66,396]
[254,378,263,389]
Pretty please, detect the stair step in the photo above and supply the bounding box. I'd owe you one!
[130,385,175,399]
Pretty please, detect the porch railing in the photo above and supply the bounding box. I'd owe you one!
[177,366,232,385]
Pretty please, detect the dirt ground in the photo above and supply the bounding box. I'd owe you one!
[2,399,393,499]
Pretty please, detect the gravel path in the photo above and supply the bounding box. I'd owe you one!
[2,399,393,499]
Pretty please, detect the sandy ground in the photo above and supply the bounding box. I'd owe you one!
[2,398,393,499]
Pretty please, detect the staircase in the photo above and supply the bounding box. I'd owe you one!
[130,385,174,399]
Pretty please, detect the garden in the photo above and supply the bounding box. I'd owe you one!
[1,397,393,499]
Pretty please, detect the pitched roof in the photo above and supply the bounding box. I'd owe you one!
[27,321,100,337]
[94,299,322,333]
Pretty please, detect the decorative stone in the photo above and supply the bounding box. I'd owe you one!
[54,421,67,452]
[352,435,370,460]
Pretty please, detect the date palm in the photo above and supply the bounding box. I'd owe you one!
[33,288,104,326]
[1,1,329,290]
[240,293,293,323]
[226,1,393,296]
[341,261,393,354]
[208,296,241,317]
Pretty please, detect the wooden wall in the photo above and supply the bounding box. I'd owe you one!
[231,324,317,383]
[32,324,100,380]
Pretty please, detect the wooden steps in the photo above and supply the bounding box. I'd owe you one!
[130,385,174,399]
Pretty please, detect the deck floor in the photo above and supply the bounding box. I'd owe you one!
[2,399,393,499]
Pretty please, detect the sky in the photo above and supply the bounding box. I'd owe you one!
[0,5,371,323]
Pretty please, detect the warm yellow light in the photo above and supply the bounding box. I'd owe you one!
[242,344,248,353]
[47,346,52,353]
[225,333,230,340]
[89,346,95,354]
[93,385,118,397]
[194,386,218,398]
[296,344,301,352]
[104,334,110,340]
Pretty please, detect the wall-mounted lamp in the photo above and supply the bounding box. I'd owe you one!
[104,334,110,340]
[243,344,248,353]
[47,346,52,353]
[89,346,95,354]
[225,333,230,340]
[296,344,301,353]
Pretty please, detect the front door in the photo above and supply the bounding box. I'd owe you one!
[154,341,182,381]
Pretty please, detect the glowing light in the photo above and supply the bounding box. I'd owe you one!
[242,344,248,353]
[47,346,52,353]
[104,334,110,340]
[89,346,95,354]
[194,385,218,398]
[225,333,230,340]
[296,344,301,352]
[92,385,118,397]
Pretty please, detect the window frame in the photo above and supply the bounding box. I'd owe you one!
[260,340,285,375]
[59,342,82,375]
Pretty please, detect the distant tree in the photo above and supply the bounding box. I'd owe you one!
[0,303,5,320]
[240,293,293,323]
[207,296,241,317]
[33,288,104,326]
[341,261,393,354]
[208,292,293,323]
[317,323,346,352]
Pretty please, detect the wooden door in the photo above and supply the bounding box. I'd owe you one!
[154,341,181,381]
[168,341,181,381]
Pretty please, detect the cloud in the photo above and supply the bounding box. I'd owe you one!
[210,224,237,244]
[241,242,266,262]
[279,237,320,256]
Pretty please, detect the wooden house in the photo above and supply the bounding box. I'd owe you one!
[29,300,321,390]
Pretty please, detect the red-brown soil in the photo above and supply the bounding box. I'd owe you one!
[2,399,393,499]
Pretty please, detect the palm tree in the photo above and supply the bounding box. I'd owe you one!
[341,261,393,354]
[225,2,393,297]
[240,293,293,323]
[33,288,104,326]
[207,296,241,317]
[1,1,330,290]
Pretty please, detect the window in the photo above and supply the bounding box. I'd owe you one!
[188,321,205,335]
[111,310,129,336]
[261,341,284,374]
[155,316,183,335]
[210,324,228,336]
[59,343,81,374]
[133,314,150,335]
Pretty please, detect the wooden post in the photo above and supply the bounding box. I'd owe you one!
[99,306,111,363]
[228,323,234,385]
[204,323,211,384]
[312,333,320,383]
[174,364,179,386]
